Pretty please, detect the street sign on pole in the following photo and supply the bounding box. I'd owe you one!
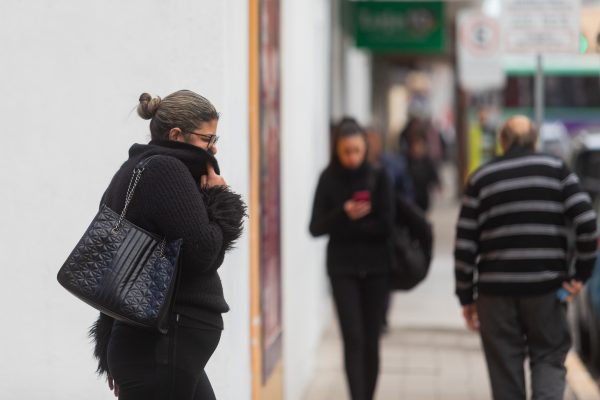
[502,0,581,128]
[457,9,505,91]
[502,0,581,54]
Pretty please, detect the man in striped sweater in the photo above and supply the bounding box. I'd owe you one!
[454,116,597,400]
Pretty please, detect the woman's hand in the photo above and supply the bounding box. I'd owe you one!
[107,374,119,397]
[200,164,227,188]
[344,200,371,220]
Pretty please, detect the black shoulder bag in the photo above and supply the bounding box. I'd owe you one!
[57,156,182,334]
[368,168,433,291]
[389,195,433,290]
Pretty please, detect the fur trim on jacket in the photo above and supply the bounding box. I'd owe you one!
[201,185,247,252]
[89,313,114,376]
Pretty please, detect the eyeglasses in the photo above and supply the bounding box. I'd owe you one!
[185,131,219,148]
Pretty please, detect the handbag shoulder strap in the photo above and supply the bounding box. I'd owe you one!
[113,155,160,232]
[366,166,380,193]
[135,155,160,170]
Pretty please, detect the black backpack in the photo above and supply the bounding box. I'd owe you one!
[389,195,433,290]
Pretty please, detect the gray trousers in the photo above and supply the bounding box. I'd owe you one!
[477,292,571,400]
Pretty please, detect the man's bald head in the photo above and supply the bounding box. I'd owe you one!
[498,115,538,152]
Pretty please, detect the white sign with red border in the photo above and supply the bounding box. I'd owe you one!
[458,9,505,91]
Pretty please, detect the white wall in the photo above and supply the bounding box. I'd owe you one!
[329,0,373,125]
[0,1,250,399]
[329,0,347,121]
[344,46,373,126]
[280,1,332,400]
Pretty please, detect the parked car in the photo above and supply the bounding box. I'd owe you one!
[570,130,600,198]
[569,131,600,373]
[540,122,571,162]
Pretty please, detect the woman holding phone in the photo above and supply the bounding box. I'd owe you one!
[309,117,394,400]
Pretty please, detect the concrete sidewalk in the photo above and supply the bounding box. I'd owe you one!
[303,313,596,399]
[302,166,597,400]
[303,319,491,400]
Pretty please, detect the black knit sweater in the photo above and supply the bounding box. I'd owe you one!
[91,139,246,375]
[309,161,394,276]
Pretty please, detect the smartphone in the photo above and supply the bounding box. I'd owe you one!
[556,288,570,302]
[352,190,371,202]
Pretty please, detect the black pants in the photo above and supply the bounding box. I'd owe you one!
[330,273,389,400]
[107,314,221,400]
[478,293,571,400]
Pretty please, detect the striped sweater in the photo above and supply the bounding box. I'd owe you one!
[455,147,598,305]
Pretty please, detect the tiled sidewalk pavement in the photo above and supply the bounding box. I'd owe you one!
[303,317,587,400]
[303,320,491,400]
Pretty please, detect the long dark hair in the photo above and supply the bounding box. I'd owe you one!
[330,117,367,164]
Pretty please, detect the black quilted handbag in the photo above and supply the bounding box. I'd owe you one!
[57,156,182,334]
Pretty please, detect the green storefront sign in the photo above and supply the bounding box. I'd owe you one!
[352,1,445,53]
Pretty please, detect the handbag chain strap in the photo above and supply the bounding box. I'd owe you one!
[112,167,145,233]
[157,238,166,258]
[110,155,167,258]
[111,155,160,234]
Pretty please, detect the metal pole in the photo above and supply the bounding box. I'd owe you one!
[535,54,544,129]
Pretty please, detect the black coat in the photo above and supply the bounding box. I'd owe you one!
[90,139,246,375]
[309,161,394,276]
[407,156,439,212]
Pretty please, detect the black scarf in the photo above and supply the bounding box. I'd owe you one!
[329,157,370,181]
[128,139,220,180]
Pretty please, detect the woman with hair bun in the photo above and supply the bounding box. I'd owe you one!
[309,117,394,400]
[90,89,246,399]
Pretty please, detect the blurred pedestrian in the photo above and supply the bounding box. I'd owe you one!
[477,106,501,164]
[366,129,414,333]
[310,117,394,400]
[454,115,598,400]
[398,113,424,155]
[367,129,414,200]
[399,98,445,166]
[91,90,246,400]
[406,134,440,213]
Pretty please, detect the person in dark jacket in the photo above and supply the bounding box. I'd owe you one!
[310,117,394,400]
[406,134,440,213]
[366,129,414,332]
[366,129,414,200]
[90,90,246,400]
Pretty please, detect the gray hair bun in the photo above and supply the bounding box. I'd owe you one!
[137,93,161,120]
